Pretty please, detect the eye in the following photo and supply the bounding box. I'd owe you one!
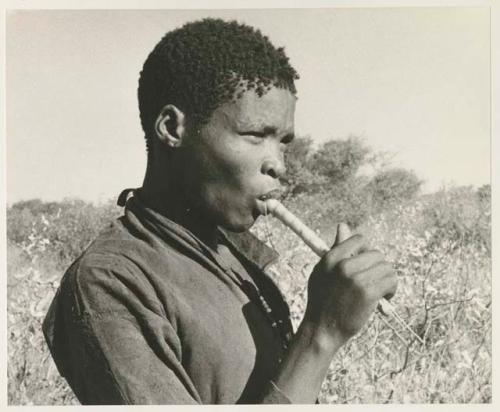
[238,131,267,144]
[238,131,265,138]
[281,133,295,145]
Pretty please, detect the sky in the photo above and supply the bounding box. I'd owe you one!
[6,7,490,204]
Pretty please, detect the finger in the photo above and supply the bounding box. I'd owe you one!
[383,277,398,300]
[363,275,397,303]
[333,224,371,255]
[354,262,397,300]
[325,234,367,266]
[379,274,398,301]
[337,250,385,275]
[334,223,351,245]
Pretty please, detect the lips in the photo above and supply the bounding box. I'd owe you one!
[255,188,283,215]
[257,188,283,202]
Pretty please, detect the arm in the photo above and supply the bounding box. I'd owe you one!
[43,256,201,404]
[44,227,395,405]
[262,223,398,404]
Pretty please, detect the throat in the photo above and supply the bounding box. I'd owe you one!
[141,159,220,248]
[137,188,219,250]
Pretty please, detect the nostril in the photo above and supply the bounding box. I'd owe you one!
[268,169,278,179]
[262,160,280,179]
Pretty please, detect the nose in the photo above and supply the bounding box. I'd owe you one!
[261,153,286,179]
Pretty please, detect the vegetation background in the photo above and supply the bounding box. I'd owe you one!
[6,136,491,404]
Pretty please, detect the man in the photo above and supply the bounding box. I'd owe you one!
[43,18,397,404]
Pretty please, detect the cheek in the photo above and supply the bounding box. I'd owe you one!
[192,132,265,205]
[206,145,260,188]
[227,149,257,179]
[228,152,264,195]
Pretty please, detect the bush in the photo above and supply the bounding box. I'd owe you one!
[6,135,491,404]
[282,136,375,227]
[282,136,325,196]
[367,168,423,210]
[7,198,121,270]
[255,184,491,404]
[312,136,370,182]
[8,184,491,404]
[420,186,491,253]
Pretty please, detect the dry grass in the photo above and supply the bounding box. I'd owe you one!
[7,190,491,404]
[253,195,491,403]
[7,244,79,405]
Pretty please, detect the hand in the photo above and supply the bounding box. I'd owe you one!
[304,223,397,344]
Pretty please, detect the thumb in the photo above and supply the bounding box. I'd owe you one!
[334,223,351,246]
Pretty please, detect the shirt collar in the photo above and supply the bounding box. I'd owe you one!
[218,228,278,271]
[118,189,279,272]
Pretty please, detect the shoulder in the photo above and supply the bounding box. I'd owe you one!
[68,220,144,284]
[60,221,167,318]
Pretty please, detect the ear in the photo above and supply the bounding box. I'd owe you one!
[154,104,186,148]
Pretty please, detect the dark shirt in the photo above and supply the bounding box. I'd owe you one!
[42,192,294,404]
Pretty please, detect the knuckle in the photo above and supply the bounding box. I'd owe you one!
[364,288,377,303]
[378,260,394,274]
[369,249,384,260]
[352,233,364,243]
[355,283,370,301]
[350,273,364,290]
[336,258,350,275]
[323,250,338,268]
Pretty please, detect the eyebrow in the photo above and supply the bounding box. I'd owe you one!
[262,126,277,135]
[242,125,293,137]
[237,124,295,142]
[237,123,277,134]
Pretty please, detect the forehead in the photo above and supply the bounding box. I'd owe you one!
[212,86,296,130]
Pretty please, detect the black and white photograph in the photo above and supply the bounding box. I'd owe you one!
[2,2,495,406]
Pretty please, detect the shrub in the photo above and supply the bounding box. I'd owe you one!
[8,185,491,404]
[7,198,121,270]
[282,136,325,196]
[367,168,423,210]
[312,136,370,183]
[421,186,491,253]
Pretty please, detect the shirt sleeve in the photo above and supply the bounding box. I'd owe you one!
[43,253,201,405]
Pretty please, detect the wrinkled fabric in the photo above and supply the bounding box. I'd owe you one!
[43,193,294,404]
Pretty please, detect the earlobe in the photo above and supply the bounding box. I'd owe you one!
[154,104,186,148]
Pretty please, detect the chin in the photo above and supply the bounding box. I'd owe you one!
[221,214,255,233]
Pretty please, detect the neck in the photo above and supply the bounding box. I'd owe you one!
[140,156,219,249]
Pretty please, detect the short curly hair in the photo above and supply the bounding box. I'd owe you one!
[138,18,299,154]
